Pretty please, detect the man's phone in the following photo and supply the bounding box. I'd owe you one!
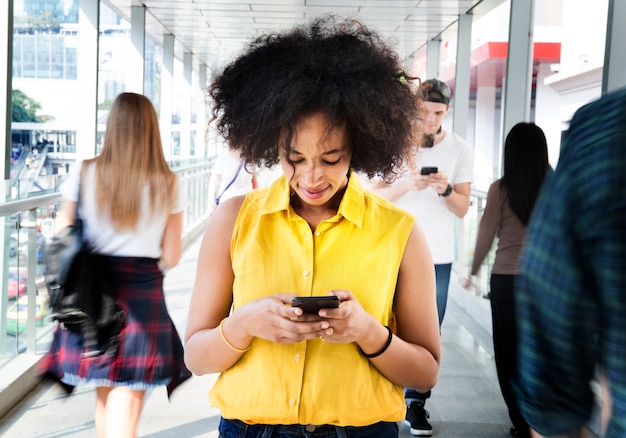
[420,166,438,175]
[291,296,340,314]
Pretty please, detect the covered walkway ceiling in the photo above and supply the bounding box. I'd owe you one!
[106,0,505,72]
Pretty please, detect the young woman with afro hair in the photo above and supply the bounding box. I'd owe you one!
[184,15,440,438]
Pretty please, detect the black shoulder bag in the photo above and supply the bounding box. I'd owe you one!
[45,168,88,325]
[44,167,124,356]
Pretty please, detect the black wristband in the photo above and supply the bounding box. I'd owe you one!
[439,183,453,198]
[360,326,393,359]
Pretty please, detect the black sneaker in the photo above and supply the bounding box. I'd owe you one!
[404,402,433,436]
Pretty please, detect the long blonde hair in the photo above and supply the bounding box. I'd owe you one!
[85,92,177,230]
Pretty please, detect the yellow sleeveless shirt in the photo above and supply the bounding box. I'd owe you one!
[209,173,415,426]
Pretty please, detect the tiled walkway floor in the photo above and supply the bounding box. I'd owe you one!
[0,237,513,438]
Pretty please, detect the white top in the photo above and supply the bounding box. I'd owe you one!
[60,161,186,258]
[212,151,255,202]
[394,131,473,263]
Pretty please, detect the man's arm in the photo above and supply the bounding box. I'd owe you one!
[440,181,470,218]
[514,174,597,435]
[368,178,413,202]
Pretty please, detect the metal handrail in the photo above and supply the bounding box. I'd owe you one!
[0,161,213,360]
[0,193,63,217]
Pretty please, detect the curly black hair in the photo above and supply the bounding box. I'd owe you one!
[209,15,421,181]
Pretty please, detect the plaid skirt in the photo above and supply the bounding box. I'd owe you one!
[38,256,192,398]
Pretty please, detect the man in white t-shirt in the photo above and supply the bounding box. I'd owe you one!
[208,148,258,214]
[370,79,473,436]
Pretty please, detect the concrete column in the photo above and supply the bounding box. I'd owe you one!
[75,0,99,160]
[1,0,13,180]
[534,63,562,166]
[129,6,146,94]
[0,0,11,353]
[474,73,497,190]
[602,0,626,93]
[453,13,472,138]
[501,0,535,143]
[197,64,208,157]
[180,52,192,158]
[160,34,174,159]
[426,39,441,79]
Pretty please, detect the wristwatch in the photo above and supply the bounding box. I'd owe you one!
[439,183,453,198]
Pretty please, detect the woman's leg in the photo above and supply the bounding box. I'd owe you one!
[490,274,529,437]
[95,386,145,438]
[95,387,113,438]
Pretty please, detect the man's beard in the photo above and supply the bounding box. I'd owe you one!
[422,134,435,148]
[421,126,442,148]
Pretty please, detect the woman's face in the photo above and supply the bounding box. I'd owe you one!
[280,113,352,208]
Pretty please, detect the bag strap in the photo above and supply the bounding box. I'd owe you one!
[74,163,86,225]
[216,160,244,202]
[74,167,82,223]
[71,163,88,243]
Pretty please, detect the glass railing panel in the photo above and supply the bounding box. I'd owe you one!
[3,200,59,356]
[0,162,212,367]
[1,192,62,362]
[453,189,494,297]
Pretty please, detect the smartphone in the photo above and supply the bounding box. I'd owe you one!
[420,166,438,175]
[291,296,340,314]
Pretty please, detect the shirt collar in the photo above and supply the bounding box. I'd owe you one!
[259,170,365,228]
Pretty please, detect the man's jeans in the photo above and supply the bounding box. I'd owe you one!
[435,263,452,327]
[405,263,451,403]
[218,418,399,437]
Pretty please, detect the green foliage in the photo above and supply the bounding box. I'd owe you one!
[97,98,115,110]
[29,12,61,33]
[12,89,53,123]
[14,12,61,34]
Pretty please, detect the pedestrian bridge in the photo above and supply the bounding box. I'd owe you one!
[0,234,520,438]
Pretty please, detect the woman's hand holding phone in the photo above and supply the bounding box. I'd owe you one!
[291,296,340,314]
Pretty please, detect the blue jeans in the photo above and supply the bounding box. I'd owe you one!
[434,263,452,327]
[218,418,398,438]
[405,263,451,404]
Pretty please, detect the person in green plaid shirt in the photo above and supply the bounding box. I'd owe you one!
[514,87,626,437]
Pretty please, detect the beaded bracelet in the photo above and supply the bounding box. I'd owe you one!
[219,318,250,353]
[359,325,393,359]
